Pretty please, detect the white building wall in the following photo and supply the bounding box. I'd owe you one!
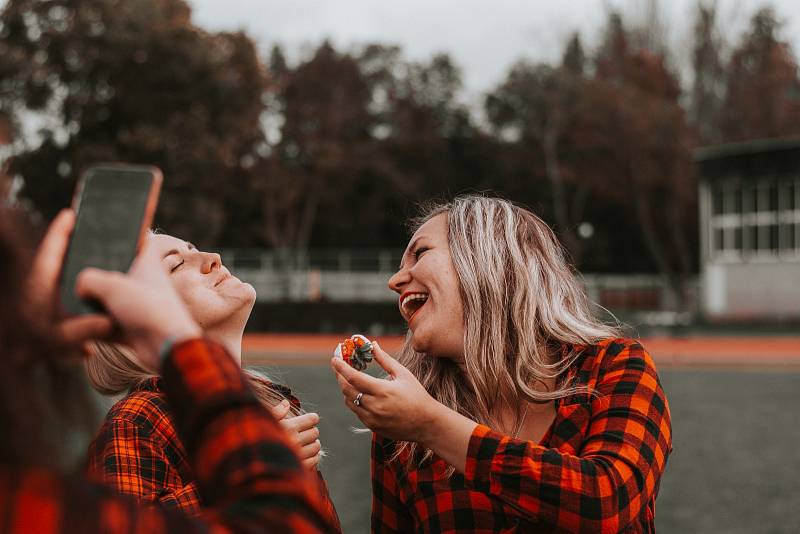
[703,262,800,318]
[699,166,800,319]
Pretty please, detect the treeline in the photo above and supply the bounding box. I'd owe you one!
[2,1,800,294]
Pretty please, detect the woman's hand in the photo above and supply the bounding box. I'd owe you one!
[331,341,441,444]
[28,210,114,348]
[271,400,323,470]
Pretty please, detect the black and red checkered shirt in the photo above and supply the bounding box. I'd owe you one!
[371,338,672,533]
[86,376,341,530]
[0,338,338,533]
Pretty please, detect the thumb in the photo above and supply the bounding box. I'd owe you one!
[270,399,292,421]
[75,268,129,303]
[372,341,405,377]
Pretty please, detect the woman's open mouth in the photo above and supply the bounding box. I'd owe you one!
[400,292,429,323]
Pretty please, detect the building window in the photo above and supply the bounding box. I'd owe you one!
[710,178,800,260]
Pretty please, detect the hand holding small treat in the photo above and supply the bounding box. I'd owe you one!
[331,339,442,443]
[333,334,374,371]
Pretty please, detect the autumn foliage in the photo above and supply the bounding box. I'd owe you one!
[2,0,800,301]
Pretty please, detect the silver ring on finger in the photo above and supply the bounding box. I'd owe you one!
[353,392,364,407]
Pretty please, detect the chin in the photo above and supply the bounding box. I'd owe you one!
[409,328,431,354]
[225,280,256,304]
[241,282,257,305]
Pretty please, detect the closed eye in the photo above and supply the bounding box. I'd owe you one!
[170,260,184,273]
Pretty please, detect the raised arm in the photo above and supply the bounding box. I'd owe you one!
[162,337,336,531]
[6,209,337,533]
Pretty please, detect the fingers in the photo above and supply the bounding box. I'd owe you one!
[270,399,291,420]
[302,453,321,470]
[295,426,320,447]
[279,412,322,468]
[58,314,114,347]
[371,341,405,377]
[280,412,320,433]
[330,357,384,395]
[75,268,129,302]
[334,370,359,398]
[29,209,75,304]
[299,438,321,460]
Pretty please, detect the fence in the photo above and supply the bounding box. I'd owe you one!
[221,249,699,323]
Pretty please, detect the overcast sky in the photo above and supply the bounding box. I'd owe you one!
[187,0,800,104]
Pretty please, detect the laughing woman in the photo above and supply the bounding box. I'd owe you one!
[332,196,672,533]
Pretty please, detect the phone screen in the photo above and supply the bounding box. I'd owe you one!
[60,165,161,315]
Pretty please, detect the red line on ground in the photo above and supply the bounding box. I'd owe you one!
[242,334,800,368]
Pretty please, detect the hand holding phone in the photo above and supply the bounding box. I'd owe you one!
[59,164,161,315]
[29,209,114,347]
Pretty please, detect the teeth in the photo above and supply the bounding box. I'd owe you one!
[401,293,429,314]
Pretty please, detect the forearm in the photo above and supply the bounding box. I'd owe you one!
[161,338,335,533]
[419,402,479,474]
[464,424,660,531]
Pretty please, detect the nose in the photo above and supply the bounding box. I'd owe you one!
[200,251,221,274]
[388,266,411,294]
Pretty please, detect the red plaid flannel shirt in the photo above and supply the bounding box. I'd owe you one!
[0,338,338,533]
[372,338,672,533]
[86,376,341,530]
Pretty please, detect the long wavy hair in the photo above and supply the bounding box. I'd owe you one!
[86,342,302,415]
[394,195,620,467]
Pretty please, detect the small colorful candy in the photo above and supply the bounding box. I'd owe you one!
[334,334,374,371]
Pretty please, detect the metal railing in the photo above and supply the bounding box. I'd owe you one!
[220,248,699,319]
[220,248,403,273]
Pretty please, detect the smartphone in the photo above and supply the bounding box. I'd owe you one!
[59,164,162,315]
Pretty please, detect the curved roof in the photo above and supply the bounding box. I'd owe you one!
[695,137,800,181]
[695,137,800,162]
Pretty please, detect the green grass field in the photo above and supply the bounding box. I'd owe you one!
[254,364,800,534]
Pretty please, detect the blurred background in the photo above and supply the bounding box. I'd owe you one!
[1,0,799,532]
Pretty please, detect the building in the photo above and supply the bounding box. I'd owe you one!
[697,138,800,320]
[1,114,12,201]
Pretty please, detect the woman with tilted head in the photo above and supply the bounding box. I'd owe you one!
[332,195,672,533]
[86,232,340,530]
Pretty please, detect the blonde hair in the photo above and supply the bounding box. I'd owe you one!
[395,195,620,467]
[86,342,301,415]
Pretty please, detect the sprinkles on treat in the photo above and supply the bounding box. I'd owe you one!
[334,334,374,371]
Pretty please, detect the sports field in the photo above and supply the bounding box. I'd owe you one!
[246,335,800,534]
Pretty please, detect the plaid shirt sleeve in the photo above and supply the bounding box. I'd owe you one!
[1,338,338,534]
[371,434,415,533]
[464,339,672,533]
[87,415,203,516]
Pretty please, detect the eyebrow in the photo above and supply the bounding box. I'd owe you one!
[398,236,422,269]
[162,241,195,259]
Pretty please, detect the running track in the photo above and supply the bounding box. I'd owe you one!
[243,334,800,368]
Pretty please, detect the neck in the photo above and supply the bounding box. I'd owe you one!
[205,324,244,365]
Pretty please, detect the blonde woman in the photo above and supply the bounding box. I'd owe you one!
[86,233,340,530]
[332,196,672,533]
